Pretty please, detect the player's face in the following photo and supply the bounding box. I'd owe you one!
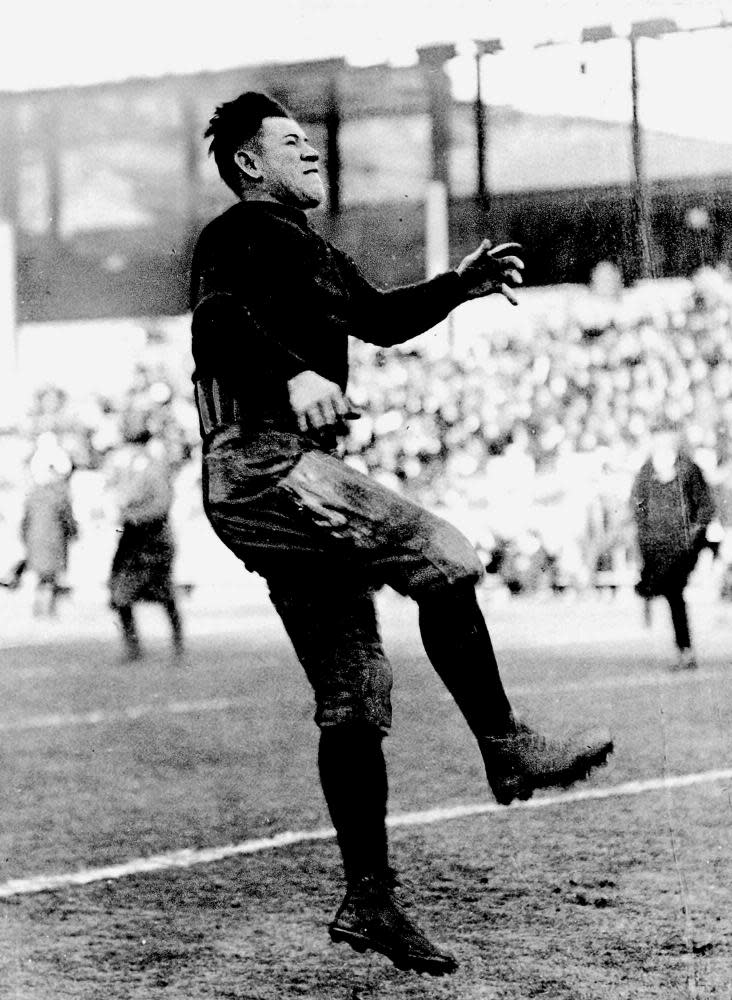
[252,117,325,209]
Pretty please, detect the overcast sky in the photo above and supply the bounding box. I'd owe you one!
[3,0,731,140]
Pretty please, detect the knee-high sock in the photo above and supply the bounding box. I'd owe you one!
[318,724,390,885]
[418,582,513,738]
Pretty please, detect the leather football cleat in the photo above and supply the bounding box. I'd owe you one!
[329,875,458,976]
[480,720,614,806]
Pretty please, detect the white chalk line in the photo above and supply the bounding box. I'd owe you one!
[2,666,729,734]
[0,698,253,733]
[1,769,730,900]
[505,665,730,698]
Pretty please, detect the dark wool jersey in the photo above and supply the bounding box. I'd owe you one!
[190,200,468,494]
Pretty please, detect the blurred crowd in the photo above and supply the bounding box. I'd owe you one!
[3,264,732,602]
[15,364,201,474]
[344,263,732,592]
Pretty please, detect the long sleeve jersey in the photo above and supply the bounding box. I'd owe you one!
[190,200,469,494]
[191,201,467,420]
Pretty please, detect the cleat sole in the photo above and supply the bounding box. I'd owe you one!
[329,925,458,976]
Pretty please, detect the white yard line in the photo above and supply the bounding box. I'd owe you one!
[0,698,253,732]
[2,667,729,733]
[508,666,730,697]
[1,769,730,899]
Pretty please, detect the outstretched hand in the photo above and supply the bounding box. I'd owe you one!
[456,240,525,305]
[288,370,350,434]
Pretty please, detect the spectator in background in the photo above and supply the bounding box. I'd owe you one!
[631,419,715,669]
[107,415,184,662]
[17,434,77,617]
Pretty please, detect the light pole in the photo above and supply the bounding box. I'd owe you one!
[582,18,679,280]
[628,19,678,278]
[474,39,502,207]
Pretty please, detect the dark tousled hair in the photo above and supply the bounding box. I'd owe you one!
[204,92,291,194]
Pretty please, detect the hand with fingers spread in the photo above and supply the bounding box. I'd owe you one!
[456,240,525,305]
[288,370,350,434]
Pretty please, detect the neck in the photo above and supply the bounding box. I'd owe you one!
[238,190,311,213]
[239,190,281,204]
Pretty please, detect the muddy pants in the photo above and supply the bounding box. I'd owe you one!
[205,447,486,732]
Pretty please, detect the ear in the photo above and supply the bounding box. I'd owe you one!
[234,147,261,182]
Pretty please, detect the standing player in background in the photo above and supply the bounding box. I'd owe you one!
[107,415,185,663]
[190,92,613,976]
[632,419,715,669]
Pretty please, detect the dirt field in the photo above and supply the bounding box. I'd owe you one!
[1,587,731,999]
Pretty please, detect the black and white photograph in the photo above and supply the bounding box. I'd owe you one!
[0,1,730,997]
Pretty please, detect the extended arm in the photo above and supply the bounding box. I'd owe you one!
[345,268,465,347]
[344,241,524,348]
